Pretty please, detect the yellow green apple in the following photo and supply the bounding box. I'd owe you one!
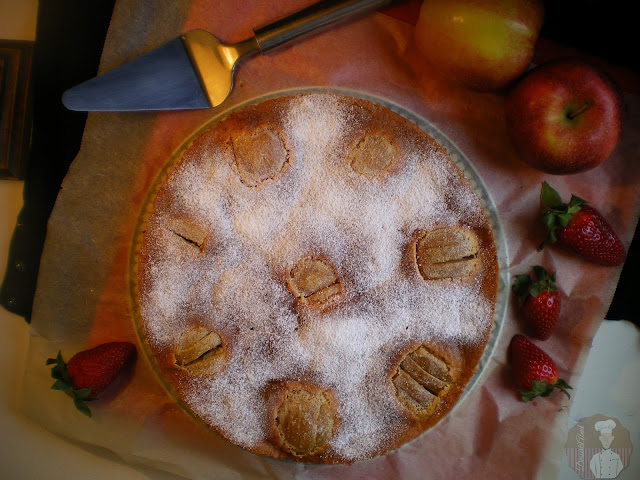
[505,58,623,174]
[414,0,544,91]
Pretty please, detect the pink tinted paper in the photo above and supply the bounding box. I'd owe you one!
[22,1,640,479]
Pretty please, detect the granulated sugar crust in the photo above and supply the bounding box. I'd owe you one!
[131,93,498,464]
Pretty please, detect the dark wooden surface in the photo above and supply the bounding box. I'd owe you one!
[0,40,33,180]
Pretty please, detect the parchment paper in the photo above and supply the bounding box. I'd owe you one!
[20,1,640,478]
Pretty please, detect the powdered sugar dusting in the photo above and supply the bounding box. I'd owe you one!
[135,93,495,461]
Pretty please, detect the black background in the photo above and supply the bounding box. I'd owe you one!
[1,0,637,324]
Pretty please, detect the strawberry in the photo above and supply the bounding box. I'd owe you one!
[512,265,560,340]
[539,181,626,266]
[508,334,572,402]
[46,342,136,417]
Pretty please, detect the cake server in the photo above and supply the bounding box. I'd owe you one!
[62,0,391,111]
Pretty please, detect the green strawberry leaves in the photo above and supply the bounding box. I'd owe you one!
[512,265,557,305]
[553,379,573,398]
[518,379,573,402]
[46,351,94,418]
[47,351,72,391]
[518,380,554,402]
[539,182,586,249]
[540,181,563,209]
[71,390,93,417]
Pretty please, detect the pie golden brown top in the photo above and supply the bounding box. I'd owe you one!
[132,92,498,464]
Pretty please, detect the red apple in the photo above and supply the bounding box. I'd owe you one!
[505,58,623,174]
[414,0,544,91]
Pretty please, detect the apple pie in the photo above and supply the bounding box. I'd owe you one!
[131,92,498,464]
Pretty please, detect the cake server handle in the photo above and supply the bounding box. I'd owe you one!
[253,0,392,53]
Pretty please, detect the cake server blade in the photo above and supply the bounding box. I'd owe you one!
[62,37,211,111]
[62,0,391,112]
